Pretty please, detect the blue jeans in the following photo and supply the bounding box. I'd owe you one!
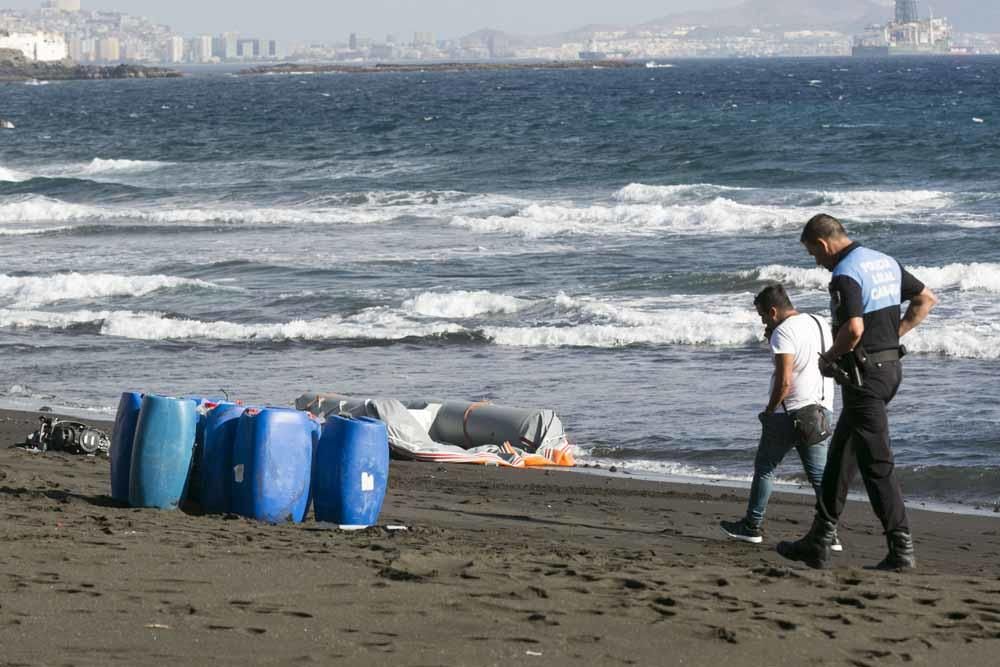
[745,411,831,527]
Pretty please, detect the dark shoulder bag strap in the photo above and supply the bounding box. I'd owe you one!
[809,314,826,405]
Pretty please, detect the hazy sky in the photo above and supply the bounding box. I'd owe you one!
[4,1,740,41]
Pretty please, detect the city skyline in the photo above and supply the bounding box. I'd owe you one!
[4,0,1000,65]
[0,0,752,41]
[3,1,1000,44]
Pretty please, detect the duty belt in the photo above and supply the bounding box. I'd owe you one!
[864,348,901,364]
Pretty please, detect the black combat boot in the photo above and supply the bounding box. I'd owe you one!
[776,514,836,569]
[874,530,916,571]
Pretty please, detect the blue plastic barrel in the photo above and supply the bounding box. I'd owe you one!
[231,408,314,524]
[314,416,389,527]
[198,403,245,515]
[129,395,199,510]
[109,391,143,504]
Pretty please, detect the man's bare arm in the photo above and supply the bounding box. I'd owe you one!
[899,287,939,338]
[765,354,795,414]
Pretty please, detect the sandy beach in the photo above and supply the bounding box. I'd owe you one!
[1,406,999,666]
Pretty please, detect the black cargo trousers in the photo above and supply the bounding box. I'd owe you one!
[817,360,909,534]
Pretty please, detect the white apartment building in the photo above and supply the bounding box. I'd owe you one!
[194,34,213,62]
[0,30,68,61]
[44,0,82,11]
[95,35,119,61]
[167,35,184,62]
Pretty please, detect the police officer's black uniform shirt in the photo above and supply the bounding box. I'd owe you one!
[829,243,925,353]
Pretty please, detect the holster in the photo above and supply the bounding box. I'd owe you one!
[830,345,866,388]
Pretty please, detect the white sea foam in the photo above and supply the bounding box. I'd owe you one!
[0,193,520,227]
[0,196,102,222]
[814,189,951,210]
[487,295,762,348]
[403,290,526,318]
[0,273,225,308]
[612,183,744,204]
[0,166,30,182]
[909,263,1000,293]
[574,456,816,488]
[0,307,467,342]
[81,158,171,174]
[485,320,758,348]
[904,322,1000,360]
[0,226,71,236]
[613,182,951,214]
[747,262,1000,293]
[451,198,801,239]
[746,264,832,290]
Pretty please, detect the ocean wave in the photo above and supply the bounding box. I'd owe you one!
[812,189,951,210]
[0,166,30,183]
[0,307,468,342]
[0,193,519,227]
[747,262,1000,293]
[910,263,1000,293]
[745,264,830,289]
[903,322,1000,360]
[451,198,801,239]
[484,322,757,348]
[2,159,173,184]
[486,295,762,348]
[612,183,745,204]
[403,290,527,318]
[0,273,227,308]
[0,226,72,236]
[79,158,172,174]
[614,182,952,212]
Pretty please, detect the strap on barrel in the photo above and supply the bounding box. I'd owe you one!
[463,401,491,448]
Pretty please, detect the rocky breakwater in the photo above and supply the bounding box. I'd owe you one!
[0,49,182,82]
[242,60,641,76]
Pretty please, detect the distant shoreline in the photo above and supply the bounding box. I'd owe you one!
[240,60,643,76]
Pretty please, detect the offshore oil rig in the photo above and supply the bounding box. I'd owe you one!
[852,0,952,57]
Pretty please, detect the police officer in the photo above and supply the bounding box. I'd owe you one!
[777,214,938,570]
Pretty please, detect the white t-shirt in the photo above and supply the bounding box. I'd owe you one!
[770,313,836,413]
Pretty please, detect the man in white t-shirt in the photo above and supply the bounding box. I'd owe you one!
[720,284,838,547]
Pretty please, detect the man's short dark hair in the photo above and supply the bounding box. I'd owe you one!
[800,213,847,244]
[754,284,794,312]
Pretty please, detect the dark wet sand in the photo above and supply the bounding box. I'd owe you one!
[2,407,999,665]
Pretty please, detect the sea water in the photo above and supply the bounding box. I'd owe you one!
[1,58,998,506]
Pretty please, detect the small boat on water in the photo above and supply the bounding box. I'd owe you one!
[644,61,675,69]
[0,119,15,130]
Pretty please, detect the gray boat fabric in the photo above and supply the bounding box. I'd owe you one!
[428,401,565,452]
[295,392,570,466]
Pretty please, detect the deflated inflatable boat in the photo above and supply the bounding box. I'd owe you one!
[296,393,575,468]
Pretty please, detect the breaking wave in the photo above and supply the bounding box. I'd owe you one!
[903,323,1000,360]
[77,158,173,175]
[746,262,1000,293]
[0,273,227,308]
[403,290,527,318]
[0,166,30,183]
[0,307,467,343]
[813,189,950,210]
[0,193,519,227]
[451,198,802,239]
[614,182,952,211]
[0,226,72,236]
[486,293,762,348]
[612,183,745,204]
